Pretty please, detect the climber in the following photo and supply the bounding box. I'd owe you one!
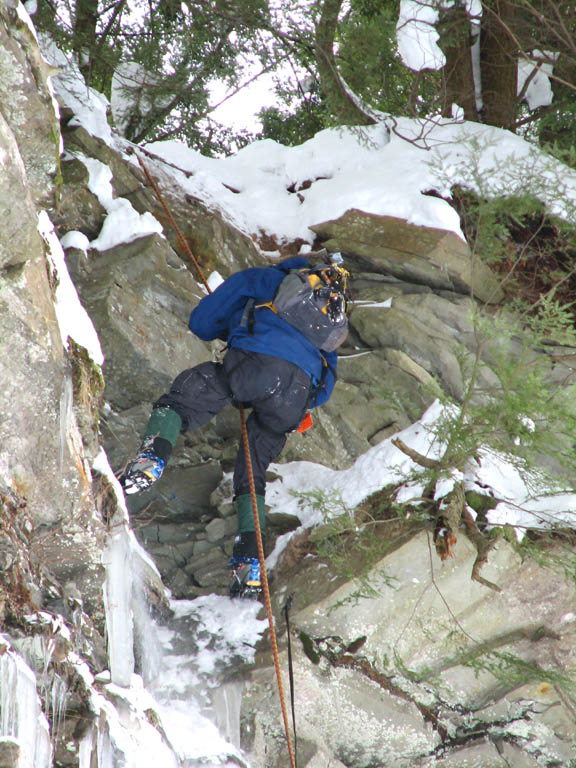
[120,253,351,598]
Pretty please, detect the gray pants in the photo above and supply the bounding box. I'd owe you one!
[155,348,311,496]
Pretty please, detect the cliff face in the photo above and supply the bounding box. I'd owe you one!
[0,6,107,629]
[1,6,576,768]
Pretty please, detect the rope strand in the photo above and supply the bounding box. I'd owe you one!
[133,151,211,294]
[135,151,297,768]
[240,407,297,768]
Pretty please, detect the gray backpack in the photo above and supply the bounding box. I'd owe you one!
[259,266,349,352]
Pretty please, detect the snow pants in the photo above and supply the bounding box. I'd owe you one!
[154,348,311,497]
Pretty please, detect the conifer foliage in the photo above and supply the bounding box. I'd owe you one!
[33,1,576,155]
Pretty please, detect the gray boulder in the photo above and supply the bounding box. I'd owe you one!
[312,209,505,303]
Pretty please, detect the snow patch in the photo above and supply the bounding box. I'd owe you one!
[38,210,104,366]
[73,154,163,251]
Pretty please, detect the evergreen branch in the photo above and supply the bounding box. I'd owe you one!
[480,1,576,92]
[314,0,377,126]
[93,0,128,63]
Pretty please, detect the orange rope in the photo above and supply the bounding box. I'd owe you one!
[134,151,211,294]
[135,151,297,768]
[239,406,297,768]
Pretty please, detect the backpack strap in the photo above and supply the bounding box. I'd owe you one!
[240,298,279,335]
[309,353,337,407]
[240,298,256,334]
[254,300,278,314]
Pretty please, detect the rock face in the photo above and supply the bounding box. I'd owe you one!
[312,209,505,303]
[0,6,106,619]
[244,531,576,767]
[2,6,576,767]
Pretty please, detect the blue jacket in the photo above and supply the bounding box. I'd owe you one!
[189,257,337,407]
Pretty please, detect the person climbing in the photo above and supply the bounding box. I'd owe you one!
[120,252,351,598]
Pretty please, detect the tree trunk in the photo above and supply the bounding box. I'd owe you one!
[73,0,99,85]
[438,4,478,121]
[480,0,518,131]
[314,0,376,126]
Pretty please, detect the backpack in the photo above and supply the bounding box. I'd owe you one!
[249,264,350,352]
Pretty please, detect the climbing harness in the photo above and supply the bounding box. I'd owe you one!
[135,152,298,768]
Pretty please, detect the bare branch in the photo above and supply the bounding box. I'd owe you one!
[391,437,441,469]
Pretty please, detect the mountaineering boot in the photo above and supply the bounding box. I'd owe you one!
[228,494,266,598]
[121,437,166,495]
[120,406,182,495]
[229,556,262,600]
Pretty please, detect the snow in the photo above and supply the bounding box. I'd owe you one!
[265,401,450,567]
[207,270,225,292]
[265,400,576,565]
[396,0,445,71]
[41,36,113,145]
[152,597,266,765]
[59,230,90,251]
[38,211,104,366]
[17,2,38,40]
[140,116,576,247]
[518,52,555,110]
[396,1,555,117]
[396,0,482,72]
[73,154,163,251]
[45,35,576,254]
[170,596,266,675]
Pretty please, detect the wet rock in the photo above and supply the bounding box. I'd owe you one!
[187,548,227,591]
[73,233,205,412]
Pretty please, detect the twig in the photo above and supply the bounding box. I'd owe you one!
[462,508,502,593]
[425,530,477,643]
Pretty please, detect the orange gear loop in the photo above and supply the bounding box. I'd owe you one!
[135,152,297,768]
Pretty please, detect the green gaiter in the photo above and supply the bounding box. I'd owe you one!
[236,493,266,535]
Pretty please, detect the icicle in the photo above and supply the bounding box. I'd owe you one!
[212,681,245,749]
[49,674,68,745]
[132,575,162,687]
[102,522,135,687]
[95,448,136,688]
[96,447,168,689]
[78,726,94,768]
[0,640,53,768]
[96,718,115,768]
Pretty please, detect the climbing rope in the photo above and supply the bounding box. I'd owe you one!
[132,149,211,294]
[240,408,298,768]
[135,151,297,768]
